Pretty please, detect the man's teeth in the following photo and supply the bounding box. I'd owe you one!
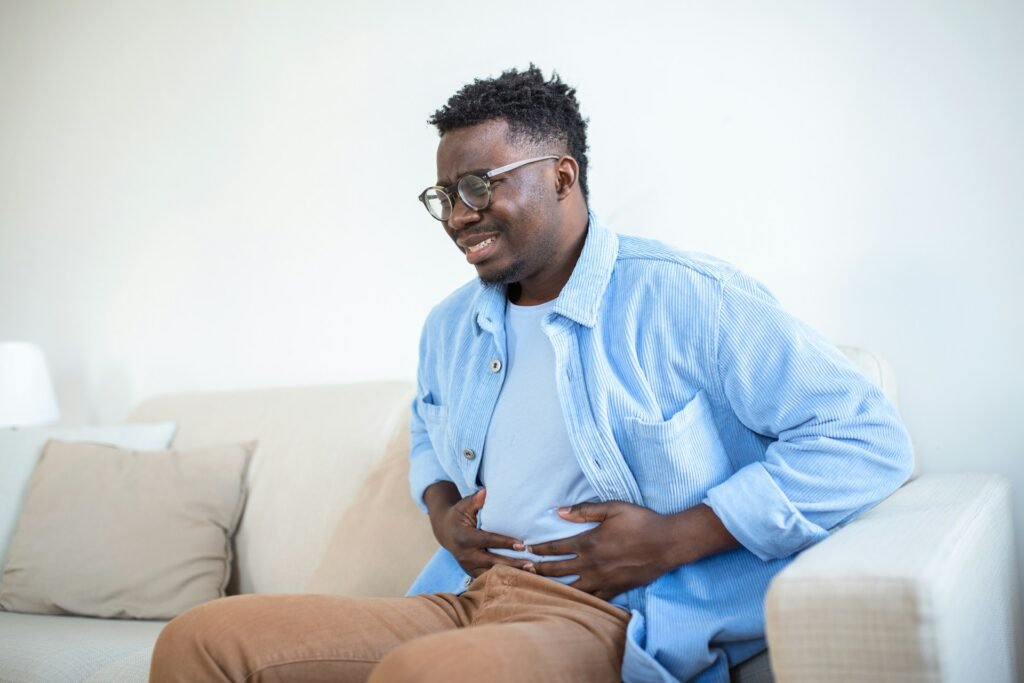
[468,237,496,252]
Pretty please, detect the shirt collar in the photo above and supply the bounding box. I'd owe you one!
[473,211,618,332]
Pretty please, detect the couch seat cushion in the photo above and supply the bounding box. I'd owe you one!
[0,612,165,683]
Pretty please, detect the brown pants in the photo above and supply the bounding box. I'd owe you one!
[149,565,630,683]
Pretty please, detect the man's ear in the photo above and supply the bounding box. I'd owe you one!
[554,156,579,200]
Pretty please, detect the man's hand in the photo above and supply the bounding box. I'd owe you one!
[423,482,536,578]
[529,501,739,600]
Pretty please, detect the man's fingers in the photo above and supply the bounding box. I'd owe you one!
[556,501,611,523]
[482,552,537,573]
[528,531,587,557]
[471,529,525,551]
[532,558,581,577]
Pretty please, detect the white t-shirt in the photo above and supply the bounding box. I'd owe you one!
[478,298,626,608]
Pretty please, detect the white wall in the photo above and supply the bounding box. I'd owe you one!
[2,0,1022,562]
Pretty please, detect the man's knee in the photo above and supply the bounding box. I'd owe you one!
[150,596,250,682]
[152,600,214,660]
[369,635,463,683]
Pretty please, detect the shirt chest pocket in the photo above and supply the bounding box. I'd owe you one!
[621,390,734,515]
[417,397,454,472]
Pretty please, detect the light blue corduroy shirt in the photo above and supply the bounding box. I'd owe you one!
[407,213,914,682]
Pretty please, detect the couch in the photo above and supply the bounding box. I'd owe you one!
[0,348,1020,682]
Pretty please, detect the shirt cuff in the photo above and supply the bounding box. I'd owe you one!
[704,462,829,561]
[408,448,451,514]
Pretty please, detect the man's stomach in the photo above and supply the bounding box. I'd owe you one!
[481,504,630,608]
[479,500,599,582]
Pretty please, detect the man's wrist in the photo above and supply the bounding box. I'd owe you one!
[423,481,460,547]
[661,503,740,570]
[423,481,459,510]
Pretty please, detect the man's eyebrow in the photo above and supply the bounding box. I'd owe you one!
[437,167,492,187]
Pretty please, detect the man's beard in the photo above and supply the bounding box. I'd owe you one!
[478,257,527,286]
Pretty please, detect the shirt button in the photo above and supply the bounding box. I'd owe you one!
[490,359,502,373]
[463,576,473,588]
[463,448,476,461]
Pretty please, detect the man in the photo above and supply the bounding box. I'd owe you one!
[151,66,912,682]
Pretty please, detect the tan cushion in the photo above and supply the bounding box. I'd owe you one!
[126,381,416,595]
[305,418,438,597]
[0,439,255,619]
[0,422,177,572]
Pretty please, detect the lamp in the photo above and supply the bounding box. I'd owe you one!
[0,341,60,429]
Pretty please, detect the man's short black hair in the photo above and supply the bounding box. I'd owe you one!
[428,64,590,201]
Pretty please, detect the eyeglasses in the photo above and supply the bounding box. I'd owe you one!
[418,155,559,221]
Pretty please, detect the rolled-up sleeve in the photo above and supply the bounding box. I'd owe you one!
[703,272,914,561]
[408,318,453,513]
[409,399,450,513]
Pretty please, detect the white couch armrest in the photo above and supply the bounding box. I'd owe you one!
[765,473,1023,682]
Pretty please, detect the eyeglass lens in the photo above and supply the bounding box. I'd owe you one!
[458,175,491,210]
[422,175,492,221]
[421,189,453,221]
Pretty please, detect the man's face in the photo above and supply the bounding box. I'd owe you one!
[435,119,563,285]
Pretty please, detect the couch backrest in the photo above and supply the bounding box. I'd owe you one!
[127,381,415,595]
[122,347,908,595]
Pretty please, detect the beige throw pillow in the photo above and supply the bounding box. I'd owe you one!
[306,426,438,597]
[0,439,255,619]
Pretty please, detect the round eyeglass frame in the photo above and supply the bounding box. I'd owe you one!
[417,155,559,221]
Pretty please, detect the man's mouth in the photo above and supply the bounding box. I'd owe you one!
[460,234,500,265]
[466,237,495,253]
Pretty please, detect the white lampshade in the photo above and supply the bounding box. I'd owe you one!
[0,341,60,428]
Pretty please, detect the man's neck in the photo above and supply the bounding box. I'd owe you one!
[507,209,589,306]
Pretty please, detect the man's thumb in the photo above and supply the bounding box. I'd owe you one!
[466,488,486,511]
[557,502,608,523]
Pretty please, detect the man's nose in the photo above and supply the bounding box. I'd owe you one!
[446,195,482,231]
